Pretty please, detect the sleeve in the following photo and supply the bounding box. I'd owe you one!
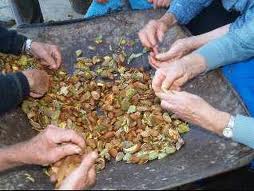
[0,26,27,55]
[167,0,214,25]
[195,19,254,71]
[232,115,254,149]
[0,72,30,114]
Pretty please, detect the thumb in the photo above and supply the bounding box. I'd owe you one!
[54,144,82,161]
[79,152,98,172]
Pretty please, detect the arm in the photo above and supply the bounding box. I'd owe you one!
[0,72,30,114]
[0,125,85,171]
[168,0,214,25]
[0,26,27,55]
[0,142,30,171]
[154,24,230,62]
[0,69,49,114]
[195,19,254,71]
[190,24,230,50]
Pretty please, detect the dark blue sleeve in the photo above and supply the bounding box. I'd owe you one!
[0,72,30,114]
[0,26,27,55]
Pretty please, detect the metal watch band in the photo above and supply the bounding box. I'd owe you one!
[223,115,235,138]
[25,39,33,55]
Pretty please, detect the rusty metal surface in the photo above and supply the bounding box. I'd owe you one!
[0,10,253,190]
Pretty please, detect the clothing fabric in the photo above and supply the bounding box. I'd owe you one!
[0,26,30,114]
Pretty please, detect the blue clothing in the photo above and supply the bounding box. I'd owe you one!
[223,58,254,117]
[85,0,153,18]
[168,0,254,70]
[223,58,254,149]
[168,0,254,148]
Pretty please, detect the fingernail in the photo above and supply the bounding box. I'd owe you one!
[75,147,82,154]
[91,151,98,159]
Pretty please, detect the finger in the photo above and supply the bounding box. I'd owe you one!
[30,92,43,98]
[156,50,176,61]
[54,144,82,160]
[52,46,62,69]
[161,100,175,111]
[152,70,166,92]
[172,75,188,88]
[152,46,159,55]
[157,26,165,43]
[157,0,164,7]
[39,51,57,69]
[163,0,170,7]
[148,55,159,69]
[138,30,152,48]
[54,129,85,149]
[161,73,178,92]
[153,0,158,8]
[86,166,96,188]
[50,174,57,183]
[146,25,158,47]
[80,152,98,172]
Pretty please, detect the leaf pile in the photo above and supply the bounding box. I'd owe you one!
[0,51,189,188]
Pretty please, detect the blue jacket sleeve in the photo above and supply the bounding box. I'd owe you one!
[168,0,214,24]
[195,19,254,70]
[233,115,254,149]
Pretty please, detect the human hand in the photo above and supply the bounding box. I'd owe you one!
[22,69,50,98]
[155,37,197,63]
[138,13,176,50]
[148,0,171,8]
[152,54,207,92]
[58,152,98,190]
[157,91,231,134]
[30,42,62,70]
[23,125,85,166]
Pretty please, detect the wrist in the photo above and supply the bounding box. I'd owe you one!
[189,36,205,50]
[158,12,176,29]
[182,53,207,80]
[22,70,35,90]
[207,110,231,134]
[1,142,31,169]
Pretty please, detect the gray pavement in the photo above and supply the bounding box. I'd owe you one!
[0,0,83,25]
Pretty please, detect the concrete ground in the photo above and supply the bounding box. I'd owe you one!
[0,0,83,26]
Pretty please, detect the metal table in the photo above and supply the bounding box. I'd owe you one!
[0,10,253,190]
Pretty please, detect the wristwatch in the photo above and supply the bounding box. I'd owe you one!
[23,39,33,55]
[222,115,235,138]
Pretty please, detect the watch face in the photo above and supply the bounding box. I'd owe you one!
[223,128,233,138]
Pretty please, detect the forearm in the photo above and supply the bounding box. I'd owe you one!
[0,142,30,171]
[0,26,27,55]
[195,21,254,71]
[158,12,177,29]
[191,24,230,50]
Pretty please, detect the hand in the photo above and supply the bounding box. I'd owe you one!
[138,13,176,49]
[96,0,108,3]
[23,125,85,166]
[30,42,62,70]
[148,0,171,8]
[157,91,231,134]
[22,69,50,98]
[59,152,98,190]
[155,37,197,62]
[152,54,207,92]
